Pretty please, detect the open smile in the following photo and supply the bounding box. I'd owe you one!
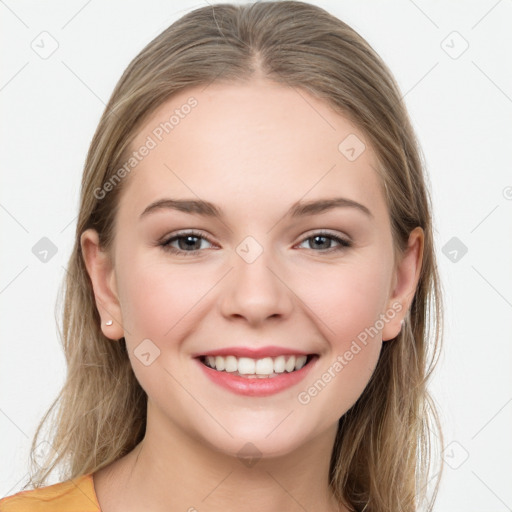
[194,353,319,396]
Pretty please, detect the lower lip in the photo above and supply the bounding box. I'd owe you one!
[194,356,318,397]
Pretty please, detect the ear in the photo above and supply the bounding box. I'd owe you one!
[382,226,424,341]
[80,228,124,340]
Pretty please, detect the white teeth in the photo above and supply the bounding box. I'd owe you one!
[295,355,307,370]
[224,355,238,372]
[255,357,274,375]
[238,357,256,374]
[202,354,310,375]
[273,355,286,373]
[285,356,296,372]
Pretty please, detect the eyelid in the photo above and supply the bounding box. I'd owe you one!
[159,228,353,258]
[160,228,213,243]
[295,229,353,251]
[160,229,351,245]
[298,228,352,243]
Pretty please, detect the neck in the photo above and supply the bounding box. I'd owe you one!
[94,404,345,512]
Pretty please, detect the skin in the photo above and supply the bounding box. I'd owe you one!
[81,78,423,512]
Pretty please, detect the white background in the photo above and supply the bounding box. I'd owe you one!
[1,1,511,510]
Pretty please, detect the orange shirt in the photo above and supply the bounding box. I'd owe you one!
[0,473,100,511]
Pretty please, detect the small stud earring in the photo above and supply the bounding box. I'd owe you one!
[105,320,113,326]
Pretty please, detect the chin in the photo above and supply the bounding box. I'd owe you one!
[199,418,314,461]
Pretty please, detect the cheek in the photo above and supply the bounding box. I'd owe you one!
[300,258,391,344]
[115,256,214,400]
[292,259,391,412]
[116,250,217,338]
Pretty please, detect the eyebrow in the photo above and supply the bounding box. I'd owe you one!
[139,196,373,220]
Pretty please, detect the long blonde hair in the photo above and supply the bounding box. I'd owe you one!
[23,2,444,510]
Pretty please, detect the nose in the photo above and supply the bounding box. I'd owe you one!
[219,249,294,327]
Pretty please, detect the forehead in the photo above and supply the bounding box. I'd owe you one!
[117,79,387,225]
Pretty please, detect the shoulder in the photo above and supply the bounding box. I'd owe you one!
[0,474,100,512]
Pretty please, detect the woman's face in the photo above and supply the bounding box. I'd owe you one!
[82,78,421,459]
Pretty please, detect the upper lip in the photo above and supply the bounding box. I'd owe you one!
[193,345,315,359]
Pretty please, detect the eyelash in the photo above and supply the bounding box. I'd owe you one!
[159,230,352,256]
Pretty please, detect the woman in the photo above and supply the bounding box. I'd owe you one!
[0,2,443,511]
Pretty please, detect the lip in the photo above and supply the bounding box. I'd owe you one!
[193,345,312,358]
[194,354,319,397]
